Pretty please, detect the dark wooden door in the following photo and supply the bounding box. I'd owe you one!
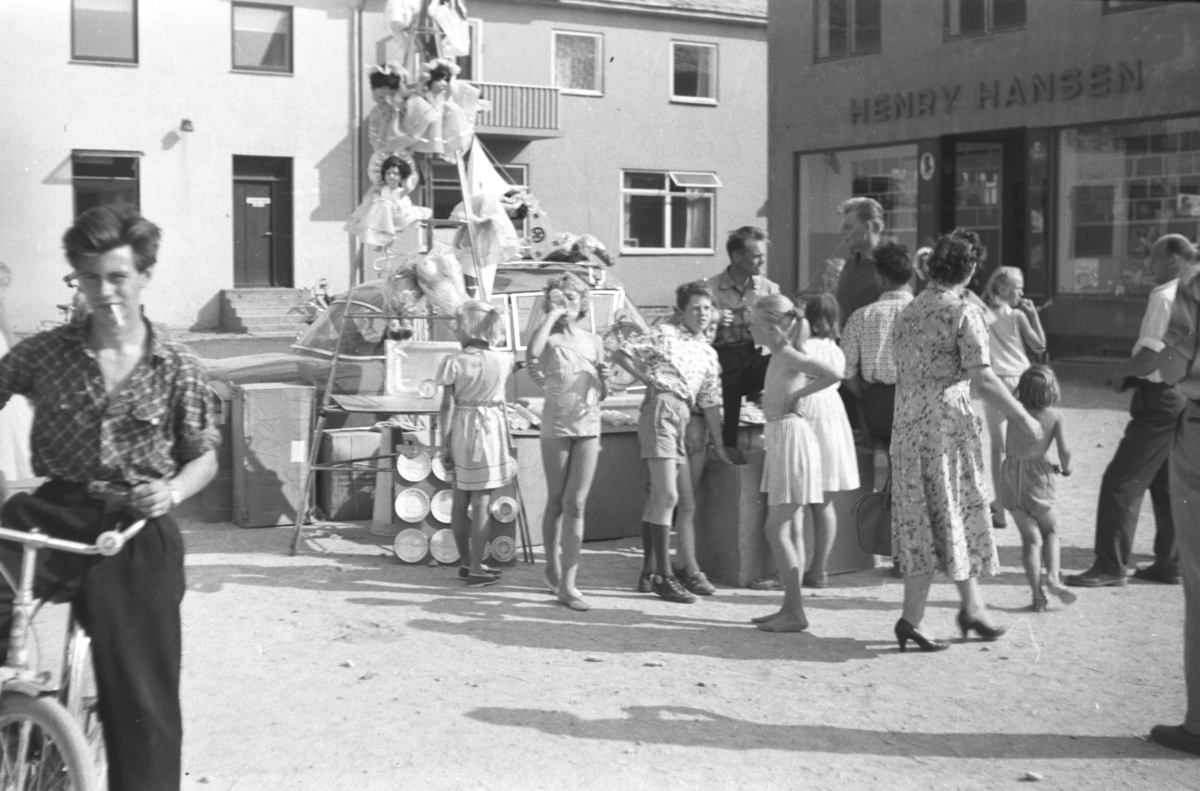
[234,181,275,286]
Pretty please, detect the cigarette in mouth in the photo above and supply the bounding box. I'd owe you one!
[108,304,124,327]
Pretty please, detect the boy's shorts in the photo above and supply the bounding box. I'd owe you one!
[638,389,690,460]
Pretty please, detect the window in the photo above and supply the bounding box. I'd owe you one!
[232,3,292,73]
[457,19,482,81]
[1056,117,1200,296]
[431,164,527,222]
[553,31,602,95]
[621,170,719,254]
[945,0,1025,38]
[1103,1,1172,12]
[815,0,880,61]
[72,0,137,63]
[72,151,140,216]
[671,42,717,104]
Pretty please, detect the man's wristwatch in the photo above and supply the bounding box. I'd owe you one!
[168,484,183,509]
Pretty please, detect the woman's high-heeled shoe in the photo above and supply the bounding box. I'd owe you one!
[894,618,949,653]
[956,610,1008,641]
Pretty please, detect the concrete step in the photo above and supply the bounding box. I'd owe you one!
[219,288,309,333]
[222,289,307,304]
[224,322,307,337]
[232,314,309,328]
[230,305,313,319]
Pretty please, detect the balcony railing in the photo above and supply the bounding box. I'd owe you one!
[471,82,561,138]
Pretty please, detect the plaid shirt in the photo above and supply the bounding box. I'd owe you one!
[620,324,722,409]
[840,289,912,385]
[0,318,220,484]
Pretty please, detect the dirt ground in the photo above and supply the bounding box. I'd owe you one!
[161,363,1196,790]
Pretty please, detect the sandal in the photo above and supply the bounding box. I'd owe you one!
[1029,595,1048,613]
[748,573,781,591]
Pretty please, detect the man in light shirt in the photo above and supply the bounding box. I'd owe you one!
[840,241,913,491]
[1067,235,1196,588]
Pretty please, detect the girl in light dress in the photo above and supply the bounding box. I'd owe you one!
[0,262,32,482]
[796,293,860,588]
[345,153,430,251]
[437,301,517,587]
[526,274,609,611]
[981,266,1047,528]
[747,294,844,633]
[1000,365,1077,612]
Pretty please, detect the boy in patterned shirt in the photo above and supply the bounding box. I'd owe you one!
[614,281,730,603]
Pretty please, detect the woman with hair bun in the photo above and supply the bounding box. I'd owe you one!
[889,229,1041,653]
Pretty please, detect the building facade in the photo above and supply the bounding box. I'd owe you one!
[767,0,1200,355]
[0,0,766,335]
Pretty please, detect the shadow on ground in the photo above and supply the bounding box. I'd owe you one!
[465,704,1176,760]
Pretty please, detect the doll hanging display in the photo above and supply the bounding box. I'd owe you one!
[345,150,431,250]
[400,59,488,156]
[366,62,411,155]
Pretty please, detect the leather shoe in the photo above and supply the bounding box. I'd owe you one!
[1064,566,1127,588]
[1132,563,1182,585]
[1149,724,1200,756]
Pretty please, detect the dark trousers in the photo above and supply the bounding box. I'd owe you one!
[0,481,185,791]
[1093,380,1186,576]
[715,344,770,449]
[860,382,896,447]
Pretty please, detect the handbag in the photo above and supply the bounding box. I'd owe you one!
[853,470,892,557]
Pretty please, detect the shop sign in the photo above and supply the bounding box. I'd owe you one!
[919,152,935,181]
[850,60,1143,125]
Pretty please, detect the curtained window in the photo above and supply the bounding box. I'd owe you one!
[622,171,719,253]
[553,31,602,95]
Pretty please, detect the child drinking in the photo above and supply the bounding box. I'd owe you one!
[526,275,609,611]
[437,300,517,587]
[1000,365,1077,612]
[797,293,860,588]
[982,266,1047,529]
[613,281,730,604]
[748,294,843,632]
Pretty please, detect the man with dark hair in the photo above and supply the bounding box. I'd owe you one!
[1149,240,1200,756]
[0,204,219,790]
[840,241,914,491]
[1067,234,1197,589]
[705,226,779,448]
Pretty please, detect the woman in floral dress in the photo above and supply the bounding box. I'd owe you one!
[890,229,1041,653]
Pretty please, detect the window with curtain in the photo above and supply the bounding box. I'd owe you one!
[72,0,137,63]
[553,31,602,95]
[72,151,141,216]
[232,3,292,73]
[622,171,719,253]
[672,42,717,103]
[945,0,1026,38]
[815,0,881,61]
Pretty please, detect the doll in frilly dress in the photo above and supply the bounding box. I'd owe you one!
[401,59,486,155]
[345,151,431,250]
[366,63,410,155]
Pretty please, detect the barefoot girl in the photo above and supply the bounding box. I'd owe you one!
[748,294,843,632]
[437,300,517,587]
[526,275,609,610]
[1000,365,1077,611]
[614,281,730,603]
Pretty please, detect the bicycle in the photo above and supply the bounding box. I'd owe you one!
[0,518,147,791]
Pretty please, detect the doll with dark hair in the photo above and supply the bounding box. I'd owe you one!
[345,150,430,249]
[366,62,410,154]
[400,58,487,155]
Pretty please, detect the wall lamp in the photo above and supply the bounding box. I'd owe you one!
[180,119,194,133]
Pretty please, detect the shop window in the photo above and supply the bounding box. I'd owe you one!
[1056,117,1200,296]
[671,42,717,104]
[456,19,482,81]
[72,150,141,216]
[1103,1,1172,12]
[945,0,1025,38]
[232,3,292,74]
[553,31,602,96]
[797,145,918,292]
[815,0,881,61]
[72,0,137,64]
[621,170,719,254]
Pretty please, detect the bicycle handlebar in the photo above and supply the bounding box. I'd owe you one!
[0,519,148,558]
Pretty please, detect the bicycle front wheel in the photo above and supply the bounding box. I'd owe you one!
[0,693,96,791]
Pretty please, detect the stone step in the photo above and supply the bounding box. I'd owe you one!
[230,305,313,319]
[222,289,307,304]
[233,313,310,328]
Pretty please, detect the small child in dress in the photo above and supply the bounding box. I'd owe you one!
[526,274,609,611]
[437,300,517,587]
[748,294,843,632]
[796,293,860,588]
[1000,365,1077,612]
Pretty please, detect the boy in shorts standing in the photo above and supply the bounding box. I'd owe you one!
[614,281,730,603]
